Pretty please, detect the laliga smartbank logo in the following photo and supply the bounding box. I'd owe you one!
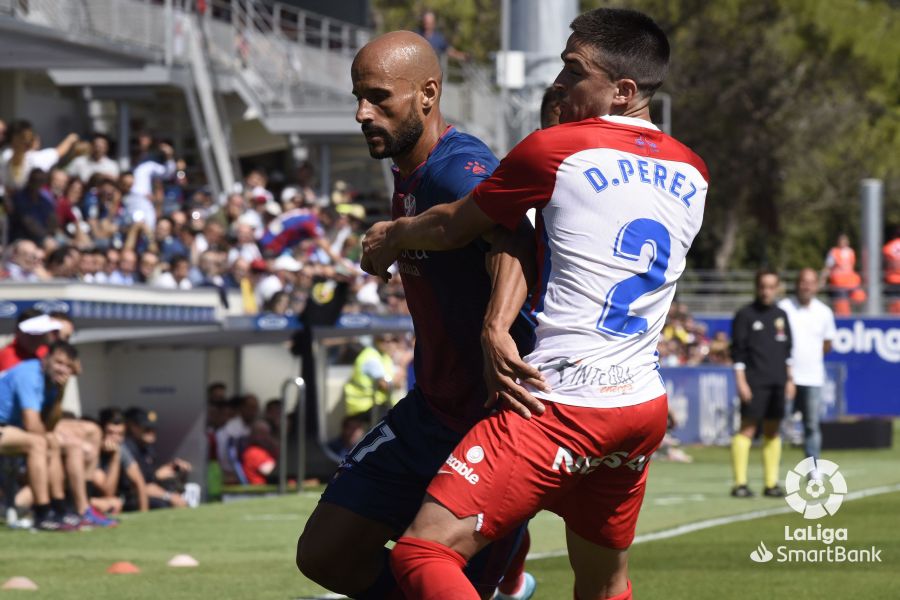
[785,457,846,519]
[749,458,882,564]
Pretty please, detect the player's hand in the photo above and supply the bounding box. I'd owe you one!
[481,326,550,419]
[738,382,753,404]
[102,438,120,453]
[361,221,398,281]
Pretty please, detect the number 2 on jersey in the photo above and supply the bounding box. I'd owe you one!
[596,219,671,337]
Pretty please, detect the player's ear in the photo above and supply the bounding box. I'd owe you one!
[611,78,639,107]
[421,77,439,111]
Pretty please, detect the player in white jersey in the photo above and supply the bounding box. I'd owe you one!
[363,8,708,599]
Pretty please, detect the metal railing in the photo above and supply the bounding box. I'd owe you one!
[278,376,306,494]
[3,0,502,145]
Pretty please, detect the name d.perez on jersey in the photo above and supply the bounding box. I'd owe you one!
[582,156,700,207]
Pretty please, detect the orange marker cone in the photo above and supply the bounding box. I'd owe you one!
[106,561,141,574]
[2,576,39,590]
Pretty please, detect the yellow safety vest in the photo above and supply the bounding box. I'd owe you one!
[343,346,395,416]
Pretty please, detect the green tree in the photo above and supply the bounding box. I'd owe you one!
[371,0,500,62]
[585,0,900,270]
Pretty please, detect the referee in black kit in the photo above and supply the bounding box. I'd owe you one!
[729,269,795,498]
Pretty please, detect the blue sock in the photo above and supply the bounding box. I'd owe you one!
[353,547,400,600]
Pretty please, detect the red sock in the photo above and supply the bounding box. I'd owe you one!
[498,529,531,594]
[391,536,480,600]
[574,579,632,600]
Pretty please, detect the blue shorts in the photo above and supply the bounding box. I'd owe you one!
[320,387,524,592]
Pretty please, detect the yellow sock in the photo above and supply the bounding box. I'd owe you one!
[762,435,782,489]
[731,434,752,486]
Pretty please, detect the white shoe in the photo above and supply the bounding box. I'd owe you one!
[495,573,536,600]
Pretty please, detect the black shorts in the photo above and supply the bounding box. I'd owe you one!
[740,384,786,421]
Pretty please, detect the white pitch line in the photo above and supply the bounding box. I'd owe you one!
[526,482,900,561]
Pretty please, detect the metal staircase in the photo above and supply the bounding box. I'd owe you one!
[1,0,504,191]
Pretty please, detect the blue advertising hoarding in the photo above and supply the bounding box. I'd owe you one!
[661,365,846,445]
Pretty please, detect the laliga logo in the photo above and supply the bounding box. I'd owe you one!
[784,458,846,519]
[831,321,900,362]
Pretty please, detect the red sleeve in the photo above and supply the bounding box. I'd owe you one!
[0,346,19,372]
[471,129,563,230]
[242,446,274,485]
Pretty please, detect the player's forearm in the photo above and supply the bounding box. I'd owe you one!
[388,197,490,251]
[733,367,748,387]
[389,204,469,250]
[101,457,121,496]
[483,224,535,333]
[22,409,47,435]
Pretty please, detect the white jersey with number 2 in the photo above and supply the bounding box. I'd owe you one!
[472,115,709,408]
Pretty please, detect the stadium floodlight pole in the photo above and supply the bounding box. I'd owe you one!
[656,92,672,135]
[498,0,511,156]
[279,376,306,494]
[164,0,173,67]
[861,179,883,315]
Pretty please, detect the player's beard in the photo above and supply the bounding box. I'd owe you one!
[363,106,424,160]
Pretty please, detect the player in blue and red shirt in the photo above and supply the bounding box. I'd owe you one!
[362,9,707,600]
[295,31,535,600]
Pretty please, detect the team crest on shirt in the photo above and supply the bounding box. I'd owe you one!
[774,317,787,342]
[401,193,417,216]
[634,135,660,154]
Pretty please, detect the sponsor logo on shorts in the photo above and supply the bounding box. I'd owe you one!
[445,454,480,485]
[552,447,648,475]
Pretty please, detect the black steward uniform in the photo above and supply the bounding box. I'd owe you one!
[730,301,793,421]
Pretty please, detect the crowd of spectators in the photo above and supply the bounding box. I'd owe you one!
[0,118,410,319]
[0,310,198,531]
[657,302,731,367]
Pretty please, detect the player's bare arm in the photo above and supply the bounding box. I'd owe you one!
[361,192,493,279]
[482,220,549,419]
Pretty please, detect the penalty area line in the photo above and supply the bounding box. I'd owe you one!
[526,482,900,561]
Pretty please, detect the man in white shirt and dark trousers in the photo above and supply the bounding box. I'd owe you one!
[778,268,836,481]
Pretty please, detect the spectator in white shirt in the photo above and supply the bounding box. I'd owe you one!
[778,268,837,480]
[153,254,193,290]
[108,249,138,286]
[1,120,78,195]
[66,133,120,182]
[215,394,259,481]
[123,142,176,230]
[3,239,48,281]
[227,222,262,265]
[256,254,301,306]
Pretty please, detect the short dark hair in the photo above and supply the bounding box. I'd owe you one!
[99,407,124,428]
[47,247,70,269]
[570,8,670,96]
[755,268,780,286]
[170,254,190,269]
[208,382,226,394]
[47,340,78,361]
[9,119,33,138]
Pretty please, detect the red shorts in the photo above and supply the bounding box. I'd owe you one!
[427,395,668,549]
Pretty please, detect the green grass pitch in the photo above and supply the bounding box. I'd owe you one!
[2,423,897,599]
